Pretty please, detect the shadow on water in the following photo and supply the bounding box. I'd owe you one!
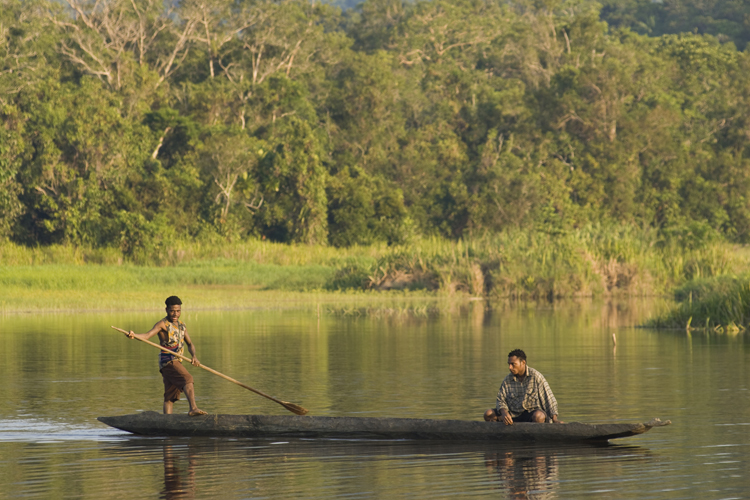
[106,437,655,500]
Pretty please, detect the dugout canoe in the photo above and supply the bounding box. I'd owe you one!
[98,412,670,442]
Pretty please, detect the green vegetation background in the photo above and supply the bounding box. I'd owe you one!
[3,0,750,320]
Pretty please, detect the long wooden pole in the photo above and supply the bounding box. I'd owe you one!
[111,326,308,416]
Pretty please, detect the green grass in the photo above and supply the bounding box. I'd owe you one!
[1,225,747,313]
[0,261,356,312]
[645,274,750,331]
[355,226,745,299]
[0,238,382,267]
[0,262,336,291]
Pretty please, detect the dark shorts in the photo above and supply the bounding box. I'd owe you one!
[512,410,546,422]
[492,409,548,422]
[160,361,194,403]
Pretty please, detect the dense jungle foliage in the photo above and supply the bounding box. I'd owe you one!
[2,0,750,255]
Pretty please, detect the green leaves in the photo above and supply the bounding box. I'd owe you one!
[327,166,409,246]
[196,127,265,227]
[3,0,750,254]
[255,116,329,245]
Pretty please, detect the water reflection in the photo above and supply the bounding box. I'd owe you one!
[482,444,653,499]
[484,449,558,499]
[162,444,197,500]
[128,438,654,500]
[3,300,750,499]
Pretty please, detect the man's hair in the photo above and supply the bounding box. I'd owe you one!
[508,349,526,361]
[165,296,182,307]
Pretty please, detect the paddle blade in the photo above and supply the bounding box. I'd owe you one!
[282,402,309,416]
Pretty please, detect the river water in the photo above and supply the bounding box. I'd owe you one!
[1,299,748,499]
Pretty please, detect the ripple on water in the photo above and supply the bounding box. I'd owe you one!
[0,418,128,443]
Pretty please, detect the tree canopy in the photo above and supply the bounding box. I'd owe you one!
[2,0,750,252]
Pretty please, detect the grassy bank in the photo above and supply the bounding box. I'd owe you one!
[1,226,747,312]
[645,275,750,332]
[363,227,744,298]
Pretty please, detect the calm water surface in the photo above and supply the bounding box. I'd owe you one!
[1,299,748,499]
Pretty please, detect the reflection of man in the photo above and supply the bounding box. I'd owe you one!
[484,349,560,425]
[162,444,197,500]
[484,450,559,500]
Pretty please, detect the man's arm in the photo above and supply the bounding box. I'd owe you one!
[538,377,559,423]
[126,321,165,342]
[496,382,514,426]
[183,330,200,366]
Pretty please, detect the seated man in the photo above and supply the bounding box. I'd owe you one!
[484,349,560,425]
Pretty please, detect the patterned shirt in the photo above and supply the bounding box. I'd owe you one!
[496,366,558,419]
[159,319,186,369]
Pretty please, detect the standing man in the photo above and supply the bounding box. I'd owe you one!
[484,349,560,425]
[124,296,207,416]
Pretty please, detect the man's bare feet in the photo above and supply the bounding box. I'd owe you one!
[188,409,207,416]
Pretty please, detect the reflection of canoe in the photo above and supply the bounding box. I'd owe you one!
[98,412,670,442]
[108,434,655,459]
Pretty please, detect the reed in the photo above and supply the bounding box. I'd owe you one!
[646,275,750,331]
[355,226,743,299]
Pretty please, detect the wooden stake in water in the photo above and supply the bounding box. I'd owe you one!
[111,326,309,416]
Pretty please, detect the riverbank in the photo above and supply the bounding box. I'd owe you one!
[1,226,747,313]
[645,274,750,332]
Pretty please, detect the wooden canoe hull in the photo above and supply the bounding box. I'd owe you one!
[97,412,670,442]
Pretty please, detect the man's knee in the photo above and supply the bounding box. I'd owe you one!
[531,410,546,422]
[484,409,498,422]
